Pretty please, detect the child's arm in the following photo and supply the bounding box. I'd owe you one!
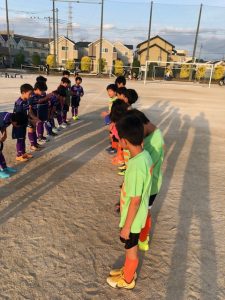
[120,196,141,240]
[0,129,7,143]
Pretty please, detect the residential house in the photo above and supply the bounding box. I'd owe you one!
[136,35,175,65]
[0,32,49,66]
[171,49,192,63]
[49,36,78,67]
[88,38,117,72]
[113,42,133,66]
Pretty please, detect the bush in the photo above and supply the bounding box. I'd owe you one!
[46,55,55,67]
[66,60,75,71]
[196,66,206,80]
[213,65,225,80]
[180,64,191,79]
[81,56,91,72]
[32,53,41,66]
[114,60,124,76]
[14,51,25,67]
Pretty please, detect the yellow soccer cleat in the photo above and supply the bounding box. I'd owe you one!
[106,274,136,289]
[138,236,150,251]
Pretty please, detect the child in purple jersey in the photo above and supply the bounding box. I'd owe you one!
[0,112,28,178]
[56,77,71,129]
[13,84,33,162]
[71,76,84,121]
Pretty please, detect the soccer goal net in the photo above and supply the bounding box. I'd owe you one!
[144,61,214,88]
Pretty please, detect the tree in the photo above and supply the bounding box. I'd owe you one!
[46,55,55,68]
[213,65,225,80]
[14,51,25,67]
[132,58,140,77]
[196,66,206,81]
[180,64,190,79]
[66,60,75,71]
[81,56,91,72]
[114,59,124,76]
[32,53,41,66]
[98,58,107,73]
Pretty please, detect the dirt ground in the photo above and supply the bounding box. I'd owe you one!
[0,76,225,300]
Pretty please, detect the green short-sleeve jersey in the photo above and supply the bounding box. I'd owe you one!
[143,129,164,195]
[120,150,153,233]
[108,97,117,111]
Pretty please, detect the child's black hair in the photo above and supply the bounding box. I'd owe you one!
[116,87,127,95]
[63,70,70,76]
[36,75,47,83]
[20,84,33,94]
[106,84,117,92]
[75,76,82,82]
[116,115,144,146]
[126,109,150,124]
[11,112,28,126]
[126,89,138,105]
[110,99,129,123]
[34,81,48,92]
[61,77,71,85]
[115,75,126,86]
[57,86,67,97]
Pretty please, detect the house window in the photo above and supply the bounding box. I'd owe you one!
[125,52,128,56]
[62,59,67,63]
[62,46,69,51]
[102,48,108,53]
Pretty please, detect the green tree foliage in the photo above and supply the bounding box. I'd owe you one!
[32,53,41,66]
[114,59,124,76]
[132,58,141,77]
[46,55,55,67]
[81,56,91,72]
[14,51,25,67]
[98,58,107,72]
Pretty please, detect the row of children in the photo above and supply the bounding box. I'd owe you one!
[0,71,84,179]
[103,76,165,290]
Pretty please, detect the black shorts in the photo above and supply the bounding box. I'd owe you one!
[120,233,140,249]
[71,97,80,107]
[149,194,157,208]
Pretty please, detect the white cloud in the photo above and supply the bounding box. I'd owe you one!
[103,24,115,30]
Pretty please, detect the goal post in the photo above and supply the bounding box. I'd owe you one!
[144,60,214,88]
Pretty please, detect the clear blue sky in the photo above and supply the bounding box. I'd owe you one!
[0,0,225,59]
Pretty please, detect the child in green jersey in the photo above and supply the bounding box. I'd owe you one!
[106,115,153,290]
[126,109,165,251]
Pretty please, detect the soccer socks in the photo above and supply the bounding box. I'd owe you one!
[139,214,152,242]
[124,257,139,284]
[28,132,35,146]
[37,121,44,138]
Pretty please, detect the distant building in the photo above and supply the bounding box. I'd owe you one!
[171,49,192,63]
[113,42,133,65]
[0,32,49,66]
[136,35,175,65]
[49,36,78,66]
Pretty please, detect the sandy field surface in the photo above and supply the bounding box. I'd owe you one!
[0,76,225,300]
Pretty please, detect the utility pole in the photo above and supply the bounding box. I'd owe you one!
[56,8,59,65]
[5,0,12,68]
[67,2,73,40]
[52,0,57,67]
[189,3,203,80]
[198,43,203,62]
[98,0,104,76]
[146,1,153,62]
